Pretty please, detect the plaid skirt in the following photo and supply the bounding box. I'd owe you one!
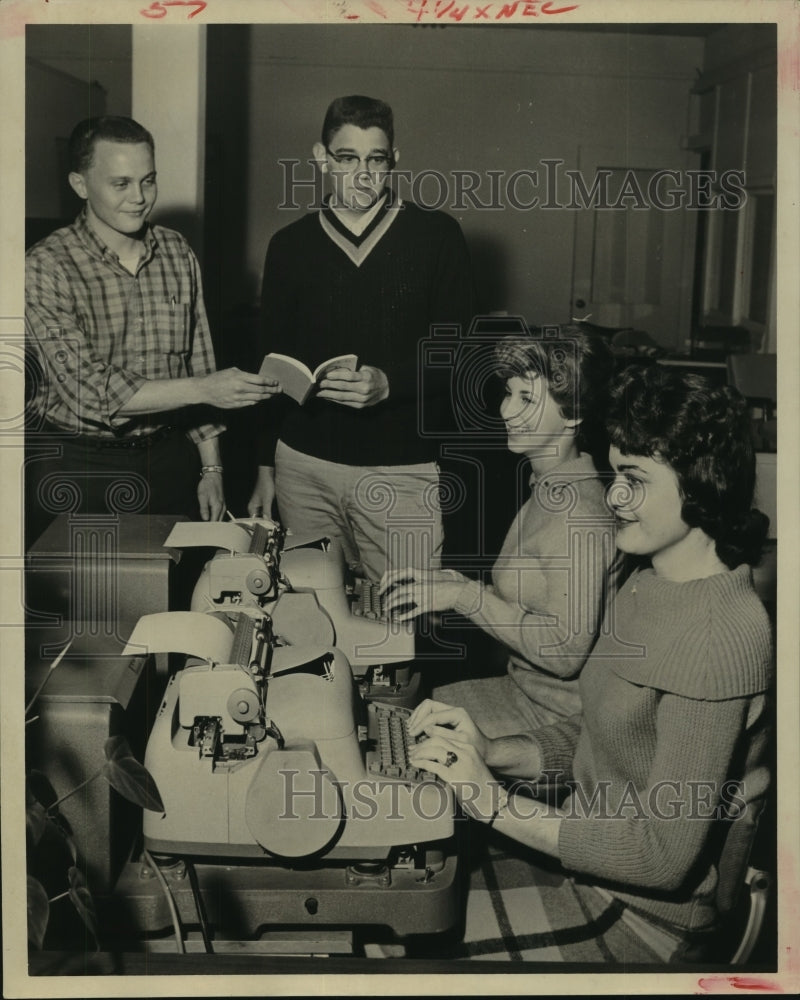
[408,827,703,966]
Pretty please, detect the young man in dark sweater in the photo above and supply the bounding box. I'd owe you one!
[248,95,475,581]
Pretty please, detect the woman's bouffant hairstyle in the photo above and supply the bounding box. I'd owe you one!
[493,324,615,467]
[606,365,768,568]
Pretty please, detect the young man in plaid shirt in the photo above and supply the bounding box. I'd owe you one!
[25,116,278,547]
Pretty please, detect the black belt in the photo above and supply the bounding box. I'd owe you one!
[45,424,177,450]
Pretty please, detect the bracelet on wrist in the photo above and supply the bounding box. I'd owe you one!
[200,465,224,477]
[487,792,510,828]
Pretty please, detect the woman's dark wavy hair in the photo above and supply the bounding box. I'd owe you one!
[606,365,768,568]
[493,324,615,468]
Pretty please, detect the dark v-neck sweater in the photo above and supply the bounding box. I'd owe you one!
[256,193,475,467]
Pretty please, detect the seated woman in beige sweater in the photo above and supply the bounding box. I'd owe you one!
[381,325,624,735]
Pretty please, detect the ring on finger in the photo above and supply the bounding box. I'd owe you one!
[444,750,458,767]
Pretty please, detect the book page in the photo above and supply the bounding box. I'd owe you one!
[259,353,314,404]
[313,354,358,381]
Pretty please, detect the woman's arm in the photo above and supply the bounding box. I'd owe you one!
[411,693,757,893]
[557,694,752,891]
[452,571,596,678]
[407,728,565,856]
[408,698,583,794]
[381,534,614,678]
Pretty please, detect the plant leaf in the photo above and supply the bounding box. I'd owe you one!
[27,769,58,811]
[26,793,48,848]
[25,640,72,716]
[59,827,79,864]
[103,734,133,763]
[67,867,98,940]
[103,738,165,813]
[51,808,75,841]
[27,876,50,950]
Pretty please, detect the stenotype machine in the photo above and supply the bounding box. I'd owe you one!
[124,607,453,860]
[117,602,460,943]
[160,519,418,698]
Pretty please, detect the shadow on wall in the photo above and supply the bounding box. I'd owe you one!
[151,201,261,519]
[151,208,204,263]
[467,234,510,316]
[215,304,263,518]
[203,25,254,343]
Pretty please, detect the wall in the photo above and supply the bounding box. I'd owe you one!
[209,24,705,338]
[26,23,707,340]
[695,23,778,353]
[25,60,106,222]
[25,24,132,113]
[25,25,132,227]
[132,26,207,257]
[25,25,207,256]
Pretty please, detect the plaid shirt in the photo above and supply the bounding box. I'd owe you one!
[25,211,223,443]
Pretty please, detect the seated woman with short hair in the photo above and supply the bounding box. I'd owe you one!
[381,326,625,735]
[406,366,774,964]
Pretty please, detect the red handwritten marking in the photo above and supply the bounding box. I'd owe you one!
[140,0,207,20]
[406,0,579,22]
[540,1,580,13]
[436,2,469,20]
[777,38,800,94]
[697,976,784,994]
[366,0,389,16]
[0,5,27,40]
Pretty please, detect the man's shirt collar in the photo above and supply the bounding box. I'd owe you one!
[74,208,157,268]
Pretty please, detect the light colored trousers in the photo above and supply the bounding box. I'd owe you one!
[275,441,443,582]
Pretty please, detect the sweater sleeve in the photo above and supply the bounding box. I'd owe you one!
[379,211,476,408]
[256,231,298,465]
[453,517,615,678]
[428,214,476,346]
[527,712,584,782]
[558,694,752,891]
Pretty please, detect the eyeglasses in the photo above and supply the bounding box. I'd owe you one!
[325,148,392,174]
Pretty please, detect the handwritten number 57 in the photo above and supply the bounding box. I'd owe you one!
[141,1,207,19]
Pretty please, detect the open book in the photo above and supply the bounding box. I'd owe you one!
[259,353,359,405]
